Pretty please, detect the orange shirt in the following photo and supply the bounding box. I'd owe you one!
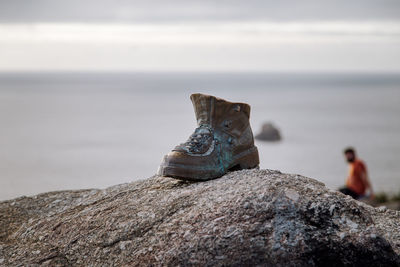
[346,159,367,195]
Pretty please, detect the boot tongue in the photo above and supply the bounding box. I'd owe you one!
[190,93,213,126]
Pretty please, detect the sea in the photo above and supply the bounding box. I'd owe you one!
[0,72,399,200]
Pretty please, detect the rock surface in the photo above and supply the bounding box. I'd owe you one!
[1,169,399,266]
[255,122,282,141]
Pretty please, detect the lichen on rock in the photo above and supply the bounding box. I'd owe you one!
[0,169,399,266]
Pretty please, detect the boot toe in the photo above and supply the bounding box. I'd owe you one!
[158,151,221,181]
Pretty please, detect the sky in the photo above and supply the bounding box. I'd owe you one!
[0,0,399,72]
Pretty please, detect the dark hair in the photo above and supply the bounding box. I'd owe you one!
[344,147,355,154]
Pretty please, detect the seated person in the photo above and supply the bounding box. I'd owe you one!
[339,147,374,200]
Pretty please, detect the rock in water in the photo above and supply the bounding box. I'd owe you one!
[255,122,282,141]
[0,169,399,266]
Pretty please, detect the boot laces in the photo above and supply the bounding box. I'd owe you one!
[184,125,212,153]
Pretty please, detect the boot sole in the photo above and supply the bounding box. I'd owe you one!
[158,147,259,181]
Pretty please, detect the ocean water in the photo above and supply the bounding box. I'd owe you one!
[0,72,399,200]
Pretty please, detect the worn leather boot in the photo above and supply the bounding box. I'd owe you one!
[158,93,259,181]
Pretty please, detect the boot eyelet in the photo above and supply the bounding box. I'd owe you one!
[224,120,232,128]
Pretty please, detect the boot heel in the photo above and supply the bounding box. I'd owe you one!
[236,148,260,169]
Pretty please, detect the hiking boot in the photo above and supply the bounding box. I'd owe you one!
[157,93,259,181]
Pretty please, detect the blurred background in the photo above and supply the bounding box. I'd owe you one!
[0,0,399,200]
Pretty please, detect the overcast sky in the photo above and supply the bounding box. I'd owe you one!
[1,0,400,23]
[0,0,399,72]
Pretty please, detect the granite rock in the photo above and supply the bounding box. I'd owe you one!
[1,169,399,266]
